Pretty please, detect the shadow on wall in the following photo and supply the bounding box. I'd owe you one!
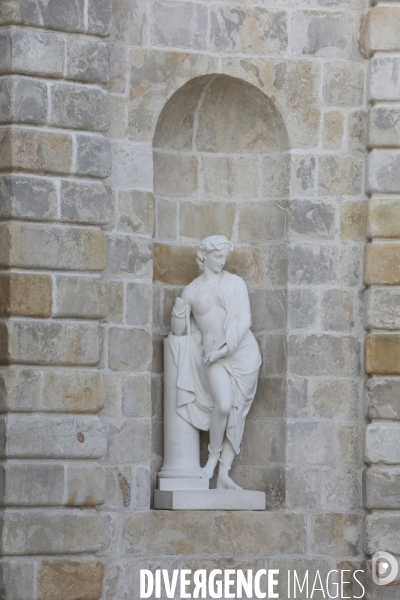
[151,74,290,505]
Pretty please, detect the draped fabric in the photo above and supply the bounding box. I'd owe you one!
[168,271,262,454]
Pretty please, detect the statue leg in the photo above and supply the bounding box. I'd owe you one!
[217,439,243,491]
[200,362,233,479]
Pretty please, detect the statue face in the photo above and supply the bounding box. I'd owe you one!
[204,247,230,273]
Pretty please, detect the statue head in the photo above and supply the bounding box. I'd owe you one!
[196,235,233,272]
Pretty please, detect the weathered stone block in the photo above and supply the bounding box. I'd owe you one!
[285,467,318,509]
[368,7,400,54]
[126,283,152,326]
[21,0,85,33]
[75,135,111,179]
[43,370,106,413]
[108,140,153,188]
[338,425,361,465]
[38,560,103,600]
[0,2,23,26]
[107,92,125,140]
[323,62,364,107]
[323,111,344,150]
[123,512,306,556]
[180,202,235,240]
[153,244,197,285]
[1,29,65,77]
[107,235,152,279]
[262,334,287,375]
[243,420,285,464]
[55,277,108,319]
[0,174,57,221]
[289,244,361,286]
[154,152,197,197]
[365,423,400,464]
[108,328,152,371]
[292,11,351,58]
[210,7,287,55]
[290,155,316,195]
[203,155,259,199]
[367,288,400,330]
[288,289,318,329]
[366,514,400,555]
[262,155,290,198]
[250,378,286,419]
[104,281,124,324]
[311,379,358,420]
[340,202,366,240]
[60,181,112,225]
[6,415,107,459]
[321,468,360,510]
[87,0,112,36]
[366,334,400,375]
[118,191,154,235]
[66,465,106,507]
[249,289,287,332]
[2,321,101,366]
[0,128,72,175]
[50,84,110,132]
[0,76,47,125]
[0,273,52,317]
[311,513,361,556]
[0,368,41,412]
[322,290,354,332]
[1,510,103,554]
[0,223,107,271]
[151,0,208,50]
[368,197,400,238]
[319,155,362,196]
[105,419,151,464]
[0,559,35,600]
[122,374,151,418]
[370,57,400,101]
[348,109,367,155]
[365,467,400,509]
[369,105,400,148]
[238,202,287,243]
[366,378,400,420]
[365,244,400,285]
[288,334,360,376]
[289,200,334,239]
[287,422,334,465]
[287,377,308,418]
[2,463,64,506]
[66,37,110,84]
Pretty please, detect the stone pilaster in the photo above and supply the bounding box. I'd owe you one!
[0,1,112,597]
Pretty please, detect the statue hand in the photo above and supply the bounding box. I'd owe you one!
[204,345,228,364]
[173,297,185,311]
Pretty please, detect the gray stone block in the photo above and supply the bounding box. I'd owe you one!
[287,377,308,418]
[0,175,57,221]
[65,465,106,507]
[0,368,41,412]
[66,37,110,84]
[249,289,287,332]
[291,11,351,58]
[323,62,364,107]
[105,419,151,464]
[0,559,36,600]
[8,29,64,78]
[126,283,152,326]
[0,76,47,125]
[288,334,360,376]
[2,463,64,506]
[75,135,111,179]
[22,0,85,33]
[366,514,400,555]
[50,83,110,132]
[87,0,112,36]
[365,423,400,464]
[287,422,335,465]
[311,379,358,420]
[243,420,286,464]
[108,328,152,372]
[106,235,152,279]
[369,105,400,148]
[370,57,400,101]
[151,0,208,51]
[367,288,400,330]
[367,377,400,420]
[55,276,108,319]
[118,191,155,235]
[60,181,112,225]
[365,467,400,510]
[311,513,361,556]
[321,468,361,510]
[122,374,151,418]
[322,290,354,332]
[285,467,318,509]
[289,200,334,238]
[369,150,400,193]
[288,289,318,329]
[289,244,361,286]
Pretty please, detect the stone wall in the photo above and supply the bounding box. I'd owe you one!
[1,0,396,598]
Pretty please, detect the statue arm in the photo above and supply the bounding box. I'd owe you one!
[171,290,191,336]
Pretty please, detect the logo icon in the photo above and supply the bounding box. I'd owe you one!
[372,552,399,586]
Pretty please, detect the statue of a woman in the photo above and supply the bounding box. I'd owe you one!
[170,235,262,491]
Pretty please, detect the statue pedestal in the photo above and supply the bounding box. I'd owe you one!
[154,489,266,511]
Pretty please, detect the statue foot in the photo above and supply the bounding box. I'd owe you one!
[200,456,219,479]
[216,471,243,491]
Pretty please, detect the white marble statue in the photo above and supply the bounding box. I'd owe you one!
[169,235,262,491]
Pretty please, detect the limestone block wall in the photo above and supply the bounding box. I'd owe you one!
[0,0,113,597]
[364,2,400,597]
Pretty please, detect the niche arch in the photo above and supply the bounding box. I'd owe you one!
[152,74,289,504]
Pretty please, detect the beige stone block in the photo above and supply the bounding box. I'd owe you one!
[0,127,72,175]
[0,223,107,271]
[311,513,361,556]
[0,368,41,412]
[368,197,400,238]
[55,277,108,319]
[118,190,154,235]
[65,465,106,507]
[319,155,362,196]
[238,202,287,243]
[367,7,400,54]
[180,202,235,240]
[348,110,367,155]
[366,334,400,375]
[108,328,152,372]
[365,243,400,285]
[210,7,287,55]
[153,243,198,285]
[0,273,52,317]
[340,202,366,240]
[323,62,364,107]
[43,371,106,413]
[2,510,103,555]
[126,282,152,326]
[3,463,64,507]
[38,560,103,600]
[104,281,124,324]
[323,111,344,150]
[337,425,360,464]
[123,511,306,556]
[105,419,151,464]
[156,199,177,240]
[3,320,102,367]
[367,287,400,330]
[202,155,259,199]
[262,155,290,198]
[225,247,263,285]
[154,151,197,197]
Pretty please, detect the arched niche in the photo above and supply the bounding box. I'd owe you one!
[152,74,289,504]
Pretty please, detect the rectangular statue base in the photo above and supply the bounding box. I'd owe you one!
[158,478,209,491]
[154,489,266,511]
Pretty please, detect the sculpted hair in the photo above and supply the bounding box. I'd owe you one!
[196,235,233,270]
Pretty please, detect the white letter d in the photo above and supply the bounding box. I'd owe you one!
[140,570,154,598]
